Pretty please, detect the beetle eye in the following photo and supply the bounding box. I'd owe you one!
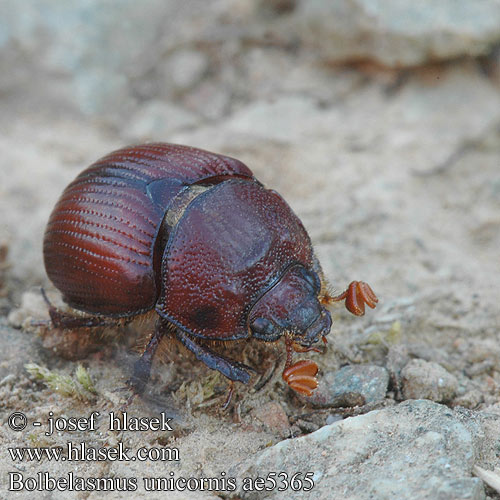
[299,268,321,293]
[251,317,276,336]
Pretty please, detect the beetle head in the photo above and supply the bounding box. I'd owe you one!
[249,264,331,347]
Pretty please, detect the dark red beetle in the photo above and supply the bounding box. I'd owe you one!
[43,143,377,401]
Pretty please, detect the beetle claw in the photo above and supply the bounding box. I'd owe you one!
[329,281,378,316]
[119,392,138,413]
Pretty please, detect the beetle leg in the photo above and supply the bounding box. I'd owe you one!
[327,281,378,316]
[40,288,117,329]
[283,334,320,396]
[282,359,319,380]
[129,319,168,395]
[174,329,251,384]
[291,342,324,354]
[221,380,235,410]
[284,334,323,361]
[282,361,319,396]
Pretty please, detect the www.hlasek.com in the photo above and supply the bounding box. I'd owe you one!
[9,441,178,462]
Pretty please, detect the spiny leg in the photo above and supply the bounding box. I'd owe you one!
[40,288,118,329]
[174,329,252,409]
[174,329,252,384]
[129,319,169,396]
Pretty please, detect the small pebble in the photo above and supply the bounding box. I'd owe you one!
[250,402,290,438]
[401,359,458,403]
[453,390,484,409]
[295,419,320,433]
[465,359,495,377]
[304,365,389,408]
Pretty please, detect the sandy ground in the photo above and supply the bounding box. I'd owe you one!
[1,1,500,498]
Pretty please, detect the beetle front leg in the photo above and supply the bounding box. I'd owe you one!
[282,334,319,397]
[129,319,169,395]
[174,329,251,384]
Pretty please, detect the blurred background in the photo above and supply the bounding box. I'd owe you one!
[1,1,500,495]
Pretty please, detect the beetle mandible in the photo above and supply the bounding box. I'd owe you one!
[43,143,377,402]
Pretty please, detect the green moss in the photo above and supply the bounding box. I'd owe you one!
[25,363,96,401]
[75,364,97,394]
[176,371,224,407]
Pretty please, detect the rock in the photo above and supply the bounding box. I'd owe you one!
[197,66,500,176]
[231,400,485,500]
[8,290,107,360]
[332,365,389,403]
[460,338,500,365]
[304,364,389,408]
[465,359,495,377]
[386,344,410,395]
[0,124,119,289]
[39,326,103,361]
[402,359,458,402]
[1,0,500,496]
[277,0,500,67]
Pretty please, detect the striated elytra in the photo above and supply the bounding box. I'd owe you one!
[43,143,377,401]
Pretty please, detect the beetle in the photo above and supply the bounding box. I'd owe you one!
[43,143,377,403]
